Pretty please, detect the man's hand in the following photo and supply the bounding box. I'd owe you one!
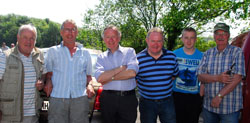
[200,84,205,96]
[211,96,222,108]
[44,79,53,97]
[35,79,44,91]
[87,84,95,98]
[218,72,233,84]
[120,65,127,71]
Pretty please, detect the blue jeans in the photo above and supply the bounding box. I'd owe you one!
[202,108,240,123]
[139,95,176,123]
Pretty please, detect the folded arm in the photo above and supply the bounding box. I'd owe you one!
[97,65,129,85]
[211,74,242,107]
[198,72,233,84]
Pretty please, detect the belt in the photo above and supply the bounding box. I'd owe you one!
[141,96,170,102]
[103,90,135,96]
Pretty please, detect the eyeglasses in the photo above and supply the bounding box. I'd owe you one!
[214,32,228,36]
[63,28,77,33]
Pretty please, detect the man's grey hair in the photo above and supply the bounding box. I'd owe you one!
[146,27,164,40]
[61,19,77,30]
[102,25,122,39]
[18,24,37,39]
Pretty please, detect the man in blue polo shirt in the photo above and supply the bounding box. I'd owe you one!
[136,27,179,123]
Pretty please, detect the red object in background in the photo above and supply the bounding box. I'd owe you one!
[231,31,250,123]
[242,32,250,123]
[94,86,103,110]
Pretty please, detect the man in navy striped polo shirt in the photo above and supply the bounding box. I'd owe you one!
[136,27,179,123]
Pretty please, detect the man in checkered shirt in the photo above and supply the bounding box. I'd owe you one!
[197,23,245,123]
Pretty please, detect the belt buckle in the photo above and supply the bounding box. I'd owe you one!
[120,91,125,96]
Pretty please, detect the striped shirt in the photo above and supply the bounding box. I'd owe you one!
[95,46,139,91]
[45,42,92,98]
[197,45,245,114]
[0,51,5,78]
[0,50,46,116]
[20,53,36,116]
[136,48,179,100]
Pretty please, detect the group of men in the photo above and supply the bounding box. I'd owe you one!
[0,19,245,123]
[0,20,95,123]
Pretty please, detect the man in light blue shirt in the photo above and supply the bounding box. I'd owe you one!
[45,19,95,123]
[95,25,139,123]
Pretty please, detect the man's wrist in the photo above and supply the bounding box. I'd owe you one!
[217,93,223,99]
[216,75,220,82]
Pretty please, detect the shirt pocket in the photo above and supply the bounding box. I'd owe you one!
[52,55,67,73]
[74,56,88,73]
[0,94,16,116]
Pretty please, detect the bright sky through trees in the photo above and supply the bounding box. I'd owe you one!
[0,0,100,27]
[0,0,248,37]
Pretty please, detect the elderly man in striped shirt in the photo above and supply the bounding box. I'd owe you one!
[44,19,95,123]
[197,23,245,123]
[0,24,46,123]
[136,27,179,123]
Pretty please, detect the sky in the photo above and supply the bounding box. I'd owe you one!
[0,0,249,38]
[0,0,100,27]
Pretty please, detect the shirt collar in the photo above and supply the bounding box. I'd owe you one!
[105,45,123,56]
[60,41,83,49]
[16,46,35,58]
[215,44,230,55]
[144,48,168,56]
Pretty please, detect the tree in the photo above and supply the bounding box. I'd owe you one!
[0,14,31,46]
[0,14,61,48]
[41,22,61,47]
[77,28,104,50]
[83,0,250,51]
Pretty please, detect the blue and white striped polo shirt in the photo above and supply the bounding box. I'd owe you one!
[20,52,37,116]
[136,48,179,100]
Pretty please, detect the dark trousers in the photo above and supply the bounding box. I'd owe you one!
[173,92,203,123]
[100,90,138,123]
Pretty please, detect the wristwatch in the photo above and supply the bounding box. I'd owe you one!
[88,83,93,87]
[217,93,223,99]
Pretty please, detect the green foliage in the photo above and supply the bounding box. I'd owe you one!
[0,14,61,48]
[173,37,216,52]
[83,0,250,51]
[195,37,216,52]
[77,28,104,50]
